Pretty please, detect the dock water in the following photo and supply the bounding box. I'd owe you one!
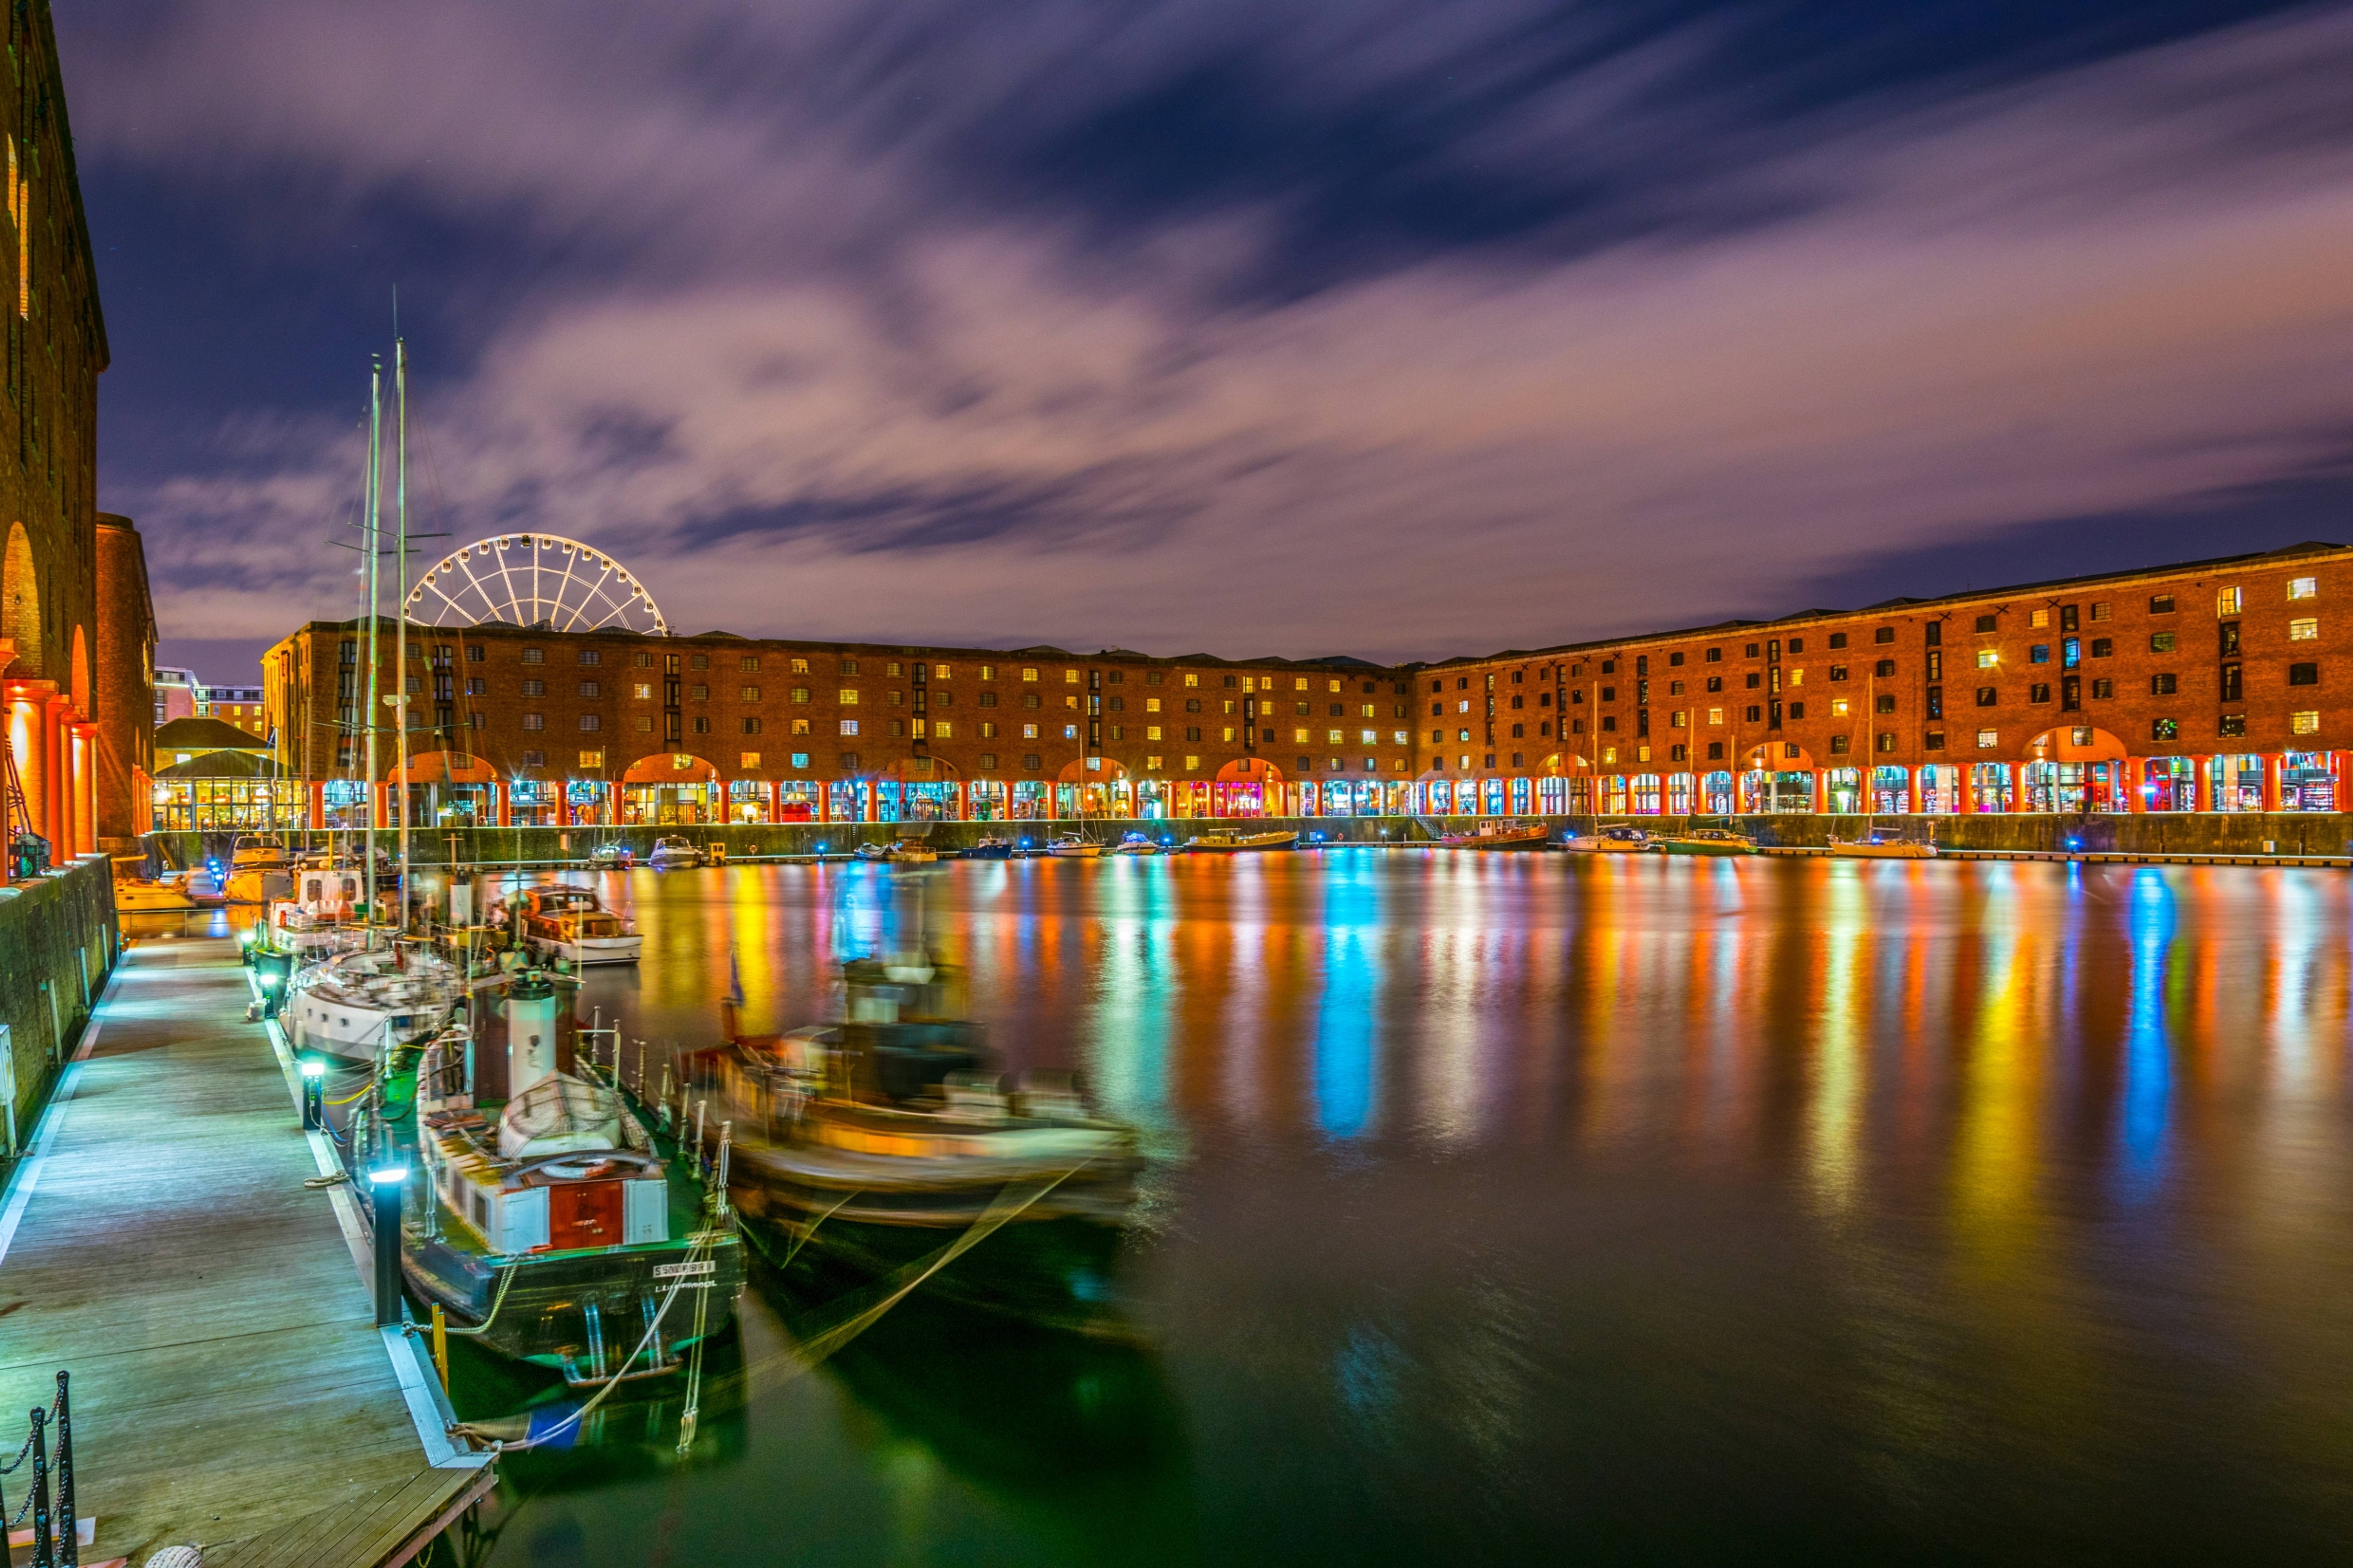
[0,933,492,1566]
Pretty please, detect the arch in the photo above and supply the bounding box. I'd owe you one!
[1057,756,1128,784]
[1744,741,1817,770]
[1214,757,1284,783]
[1,520,40,676]
[2025,726,2127,763]
[391,748,498,784]
[70,624,89,716]
[620,751,720,784]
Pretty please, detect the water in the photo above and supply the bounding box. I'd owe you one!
[455,852,2353,1565]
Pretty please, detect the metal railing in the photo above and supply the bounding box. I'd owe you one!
[1,1370,77,1566]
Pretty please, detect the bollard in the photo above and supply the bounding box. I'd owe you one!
[28,1406,51,1568]
[431,1303,449,1391]
[300,1058,325,1130]
[369,1162,409,1327]
[54,1371,74,1567]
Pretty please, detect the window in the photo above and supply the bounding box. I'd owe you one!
[1977,729,1998,749]
[635,651,654,668]
[2220,622,2241,657]
[1874,627,1894,644]
[634,716,653,733]
[1024,693,1043,710]
[1827,633,1848,649]
[521,712,544,731]
[840,659,860,675]
[1704,648,1722,663]
[521,679,545,697]
[1872,660,1894,679]
[2291,618,2318,641]
[2030,683,2051,704]
[2091,679,2114,699]
[1870,694,1893,714]
[741,717,762,735]
[579,649,601,666]
[578,680,601,697]
[627,682,649,700]
[2221,664,2242,701]
[980,721,997,738]
[1744,644,1760,659]
[2289,662,2319,686]
[2294,710,2321,734]
[2150,633,2176,653]
[579,749,603,768]
[2029,645,2050,665]
[1293,727,1310,744]
[791,718,810,735]
[1020,722,1040,739]
[2088,602,2111,622]
[1147,726,1163,741]
[521,647,544,664]
[934,721,953,739]
[1744,705,1762,723]
[1328,728,1345,743]
[1976,650,1998,668]
[2149,595,2175,614]
[1924,732,1945,750]
[791,752,811,769]
[2089,638,2112,658]
[688,653,708,671]
[1393,731,1410,745]
[1831,698,1851,717]
[2217,587,2242,614]
[517,748,547,768]
[1023,754,1043,772]
[2029,609,2049,629]
[1064,669,1081,685]
[2290,576,2319,600]
[1021,667,1039,682]
[691,685,710,701]
[1743,673,1760,690]
[579,714,601,731]
[1707,708,1724,725]
[839,688,858,705]
[2219,714,2246,738]
[692,716,711,735]
[840,719,859,735]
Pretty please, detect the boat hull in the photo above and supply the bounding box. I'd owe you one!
[1184,832,1299,854]
[1828,841,1938,859]
[115,882,196,913]
[1657,841,1751,856]
[1439,828,1551,851]
[404,1230,745,1383]
[529,934,646,966]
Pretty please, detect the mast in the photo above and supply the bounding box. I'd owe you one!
[363,356,382,917]
[395,335,413,931]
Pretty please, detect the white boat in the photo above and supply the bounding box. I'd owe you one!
[588,842,634,869]
[224,865,295,904]
[1563,825,1650,853]
[648,836,704,870]
[1111,832,1161,856]
[884,838,940,863]
[115,877,196,914]
[230,834,291,872]
[285,943,466,1062]
[1045,833,1104,859]
[508,883,644,966]
[1182,830,1298,854]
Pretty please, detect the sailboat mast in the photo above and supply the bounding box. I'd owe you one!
[395,335,413,931]
[363,357,382,917]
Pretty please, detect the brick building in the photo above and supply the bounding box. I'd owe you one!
[0,1,118,865]
[92,513,155,845]
[197,681,266,738]
[252,539,2351,828]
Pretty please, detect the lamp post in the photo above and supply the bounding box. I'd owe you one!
[299,1058,325,1130]
[368,1162,409,1327]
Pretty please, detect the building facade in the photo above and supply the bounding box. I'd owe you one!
[250,540,2353,829]
[93,513,154,845]
[0,1,114,866]
[197,681,266,737]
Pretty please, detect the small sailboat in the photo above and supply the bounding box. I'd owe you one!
[285,941,467,1062]
[1045,833,1104,859]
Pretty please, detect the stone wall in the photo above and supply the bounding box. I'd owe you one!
[146,811,2353,869]
[1,854,117,1158]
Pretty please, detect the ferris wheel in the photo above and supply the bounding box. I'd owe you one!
[404,533,667,636]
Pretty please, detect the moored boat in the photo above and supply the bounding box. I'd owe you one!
[711,954,1142,1334]
[286,941,466,1062]
[588,842,635,869]
[648,836,704,870]
[885,839,941,863]
[506,882,644,966]
[1182,830,1298,854]
[1045,834,1104,859]
[1438,821,1551,851]
[1111,832,1161,856]
[1828,836,1938,860]
[960,837,1014,861]
[1653,827,1756,856]
[1563,824,1650,853]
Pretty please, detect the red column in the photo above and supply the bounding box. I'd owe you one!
[2124,758,2145,812]
[2262,754,2283,813]
[495,781,511,827]
[1906,766,1922,815]
[2193,754,2212,813]
[310,779,327,829]
[2006,761,2024,813]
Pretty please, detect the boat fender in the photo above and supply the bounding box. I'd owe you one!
[145,1549,204,1568]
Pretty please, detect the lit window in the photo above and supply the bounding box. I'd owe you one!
[2290,577,2318,600]
[839,719,859,735]
[1707,707,1723,724]
[1830,698,1849,717]
[1457,700,1470,713]
[1146,755,1164,770]
[2150,632,2176,652]
[1392,731,1408,744]
[2029,608,2049,629]
[1065,669,1080,684]
[2293,710,2320,734]
[1146,726,1162,741]
[1294,678,1309,691]
[790,658,809,675]
[1977,729,1997,749]
[791,752,809,769]
[1064,725,1078,739]
[740,685,761,700]
[521,712,544,730]
[1184,674,1200,688]
[1022,723,1038,739]
[838,688,858,705]
[1976,650,1998,668]
[790,718,809,735]
[1146,697,1161,712]
[2090,602,2112,621]
[1185,755,1199,770]
[933,721,952,739]
[2218,586,2242,614]
[1222,727,1237,742]
[1023,667,1040,682]
[578,749,603,767]
[1293,728,1310,743]
[1360,729,1377,744]
[1457,729,1471,742]
[2290,618,2318,641]
[1327,729,1344,743]
[740,751,760,769]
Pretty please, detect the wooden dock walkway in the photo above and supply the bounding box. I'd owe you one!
[0,934,492,1567]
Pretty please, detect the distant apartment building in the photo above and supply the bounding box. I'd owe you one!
[199,682,267,739]
[153,665,198,725]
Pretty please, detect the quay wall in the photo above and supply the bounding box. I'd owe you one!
[0,855,118,1157]
[148,813,2353,868]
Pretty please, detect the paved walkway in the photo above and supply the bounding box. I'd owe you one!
[0,935,491,1567]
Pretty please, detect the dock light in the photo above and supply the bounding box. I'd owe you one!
[368,1162,409,1326]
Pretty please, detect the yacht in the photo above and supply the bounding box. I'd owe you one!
[648,837,705,870]
[1182,830,1298,854]
[507,883,645,966]
[285,942,467,1063]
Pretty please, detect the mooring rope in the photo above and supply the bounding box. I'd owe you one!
[437,1262,522,1339]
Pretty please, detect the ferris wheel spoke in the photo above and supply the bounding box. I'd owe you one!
[560,557,621,633]
[402,532,666,637]
[454,553,503,622]
[550,546,585,629]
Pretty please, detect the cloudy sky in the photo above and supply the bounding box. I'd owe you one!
[55,0,2353,678]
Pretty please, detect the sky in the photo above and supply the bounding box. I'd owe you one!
[52,0,2353,679]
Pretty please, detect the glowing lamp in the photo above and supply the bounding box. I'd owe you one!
[367,1163,411,1186]
[299,1060,326,1079]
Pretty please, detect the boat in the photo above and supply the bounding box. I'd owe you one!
[1111,833,1161,856]
[285,941,467,1063]
[183,864,226,905]
[1437,821,1551,851]
[1653,827,1756,856]
[1563,825,1650,853]
[1181,830,1298,854]
[114,878,196,913]
[648,836,704,870]
[884,839,941,863]
[709,953,1141,1333]
[588,842,635,869]
[247,860,372,1001]
[960,837,1014,861]
[853,842,892,862]
[230,834,291,871]
[1828,835,1938,860]
[396,973,745,1384]
[1044,833,1104,859]
[506,882,644,966]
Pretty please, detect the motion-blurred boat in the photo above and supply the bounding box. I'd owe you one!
[1828,835,1937,859]
[506,882,644,966]
[648,836,704,870]
[1182,830,1297,853]
[1111,833,1161,856]
[1563,825,1649,853]
[1437,821,1550,851]
[1045,834,1104,859]
[1654,827,1755,856]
